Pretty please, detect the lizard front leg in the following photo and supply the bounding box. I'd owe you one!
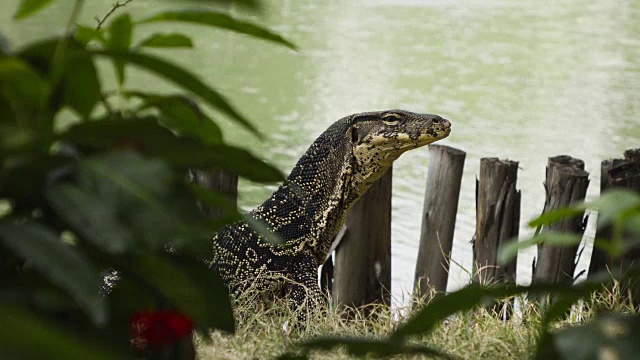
[284,255,324,325]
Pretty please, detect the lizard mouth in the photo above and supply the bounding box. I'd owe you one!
[405,122,451,149]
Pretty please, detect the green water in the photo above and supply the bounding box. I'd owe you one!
[2,0,639,296]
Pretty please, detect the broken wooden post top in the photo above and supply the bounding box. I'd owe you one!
[624,148,640,162]
[548,155,585,170]
[478,158,519,185]
[481,157,518,165]
[429,143,467,156]
[552,164,589,178]
[609,162,640,182]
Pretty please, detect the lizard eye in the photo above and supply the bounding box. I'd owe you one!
[382,114,401,126]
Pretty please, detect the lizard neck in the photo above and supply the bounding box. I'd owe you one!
[252,121,358,265]
[251,115,403,265]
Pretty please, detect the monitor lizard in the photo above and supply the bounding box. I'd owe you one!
[210,110,451,311]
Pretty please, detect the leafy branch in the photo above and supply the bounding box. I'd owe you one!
[95,0,134,30]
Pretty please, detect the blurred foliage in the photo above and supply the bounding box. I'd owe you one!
[4,1,639,359]
[0,0,293,358]
[280,189,640,360]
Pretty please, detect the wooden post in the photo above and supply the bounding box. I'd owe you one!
[589,149,640,277]
[532,156,589,285]
[413,145,466,301]
[588,149,640,306]
[588,160,618,277]
[333,168,392,309]
[189,168,238,219]
[473,158,520,285]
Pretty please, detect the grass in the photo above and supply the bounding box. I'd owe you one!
[198,282,638,360]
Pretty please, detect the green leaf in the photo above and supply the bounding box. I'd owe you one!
[589,189,640,228]
[134,92,222,144]
[528,206,587,228]
[498,232,582,265]
[106,14,133,85]
[244,214,283,245]
[189,0,262,11]
[89,49,259,136]
[123,254,235,333]
[0,125,34,154]
[0,304,126,360]
[103,276,158,346]
[60,115,175,150]
[62,117,284,183]
[0,34,10,54]
[46,184,134,254]
[391,282,598,341]
[187,182,243,228]
[276,354,309,360]
[593,237,623,259]
[0,96,16,124]
[74,25,106,46]
[0,222,106,325]
[536,313,640,360]
[542,292,586,327]
[14,0,55,20]
[188,183,283,244]
[297,337,452,358]
[625,213,640,241]
[19,38,101,118]
[529,190,640,229]
[62,50,102,118]
[139,10,297,50]
[162,142,284,182]
[136,33,193,48]
[0,154,70,206]
[0,57,49,111]
[75,151,210,252]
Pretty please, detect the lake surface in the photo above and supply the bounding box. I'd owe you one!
[2,0,639,300]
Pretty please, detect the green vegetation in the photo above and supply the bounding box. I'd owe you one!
[201,281,638,359]
[1,1,639,359]
[264,189,640,359]
[0,0,291,358]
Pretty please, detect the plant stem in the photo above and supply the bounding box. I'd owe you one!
[44,0,85,142]
[95,0,134,30]
[51,0,85,85]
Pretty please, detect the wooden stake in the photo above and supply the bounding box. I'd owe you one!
[588,149,640,306]
[533,156,589,285]
[589,149,640,277]
[333,168,392,309]
[190,168,238,219]
[473,158,520,285]
[414,145,466,301]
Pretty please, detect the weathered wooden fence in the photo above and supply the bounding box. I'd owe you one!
[202,147,640,308]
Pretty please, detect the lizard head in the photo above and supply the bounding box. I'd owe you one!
[348,109,451,192]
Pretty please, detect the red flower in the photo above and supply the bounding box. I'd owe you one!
[129,310,194,350]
